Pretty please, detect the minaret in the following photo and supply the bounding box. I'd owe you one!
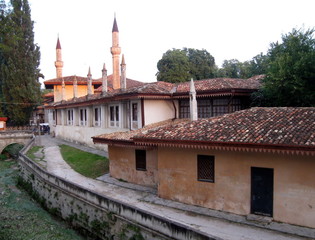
[55,37,63,78]
[73,75,78,98]
[87,67,92,96]
[189,79,198,121]
[102,63,108,95]
[120,54,126,90]
[110,16,121,89]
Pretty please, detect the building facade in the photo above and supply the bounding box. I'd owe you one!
[93,107,315,229]
[44,17,262,149]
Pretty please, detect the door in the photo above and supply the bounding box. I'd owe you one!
[251,167,274,217]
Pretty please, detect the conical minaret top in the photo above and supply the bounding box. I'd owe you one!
[110,16,121,89]
[55,37,63,78]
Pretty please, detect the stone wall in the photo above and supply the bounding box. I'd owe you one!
[18,140,211,240]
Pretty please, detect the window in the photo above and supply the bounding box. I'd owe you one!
[212,98,229,116]
[80,108,87,126]
[67,109,73,125]
[52,110,56,125]
[197,155,215,182]
[94,107,101,127]
[135,150,146,171]
[109,105,120,127]
[179,100,190,118]
[198,99,211,118]
[132,103,138,121]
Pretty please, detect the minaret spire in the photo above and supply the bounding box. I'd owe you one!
[110,15,121,89]
[55,36,63,78]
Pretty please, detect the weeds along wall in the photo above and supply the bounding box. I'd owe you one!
[18,140,211,240]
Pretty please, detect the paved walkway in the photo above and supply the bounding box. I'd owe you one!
[33,135,313,240]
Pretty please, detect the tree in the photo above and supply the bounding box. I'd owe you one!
[0,0,42,125]
[253,28,315,107]
[217,54,268,79]
[217,59,242,78]
[184,48,216,80]
[156,48,216,83]
[156,49,190,83]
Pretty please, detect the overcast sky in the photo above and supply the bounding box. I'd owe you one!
[28,0,315,86]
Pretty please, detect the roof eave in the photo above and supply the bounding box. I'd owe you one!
[132,138,315,156]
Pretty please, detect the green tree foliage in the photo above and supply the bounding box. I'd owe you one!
[253,28,315,107]
[156,49,190,83]
[218,54,268,79]
[184,48,216,80]
[0,0,42,125]
[156,48,216,83]
[217,59,242,78]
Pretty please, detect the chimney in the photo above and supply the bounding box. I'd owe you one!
[61,78,66,101]
[120,54,126,90]
[87,67,92,96]
[102,63,108,95]
[189,78,198,121]
[73,75,78,98]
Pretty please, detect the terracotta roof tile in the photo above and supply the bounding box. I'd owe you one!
[93,119,187,143]
[133,107,315,149]
[94,75,145,92]
[44,75,102,86]
[175,75,263,93]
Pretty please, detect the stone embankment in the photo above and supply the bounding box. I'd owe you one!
[18,137,211,240]
[18,136,313,240]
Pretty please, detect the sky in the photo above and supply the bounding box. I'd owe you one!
[27,0,315,86]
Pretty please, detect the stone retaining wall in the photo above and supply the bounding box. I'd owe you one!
[18,139,212,240]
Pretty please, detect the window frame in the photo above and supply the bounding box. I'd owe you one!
[67,109,74,125]
[135,149,146,171]
[94,107,101,127]
[197,155,215,183]
[79,108,87,126]
[109,104,120,128]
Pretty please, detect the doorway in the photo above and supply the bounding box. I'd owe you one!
[251,167,274,217]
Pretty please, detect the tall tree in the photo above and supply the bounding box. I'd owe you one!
[217,59,242,78]
[0,0,42,125]
[156,48,216,83]
[184,48,216,80]
[156,49,190,83]
[253,28,315,107]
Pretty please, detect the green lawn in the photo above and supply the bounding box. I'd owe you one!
[26,146,44,161]
[59,145,109,179]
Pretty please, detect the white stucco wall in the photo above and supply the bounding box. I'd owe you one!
[143,100,177,125]
[55,125,128,151]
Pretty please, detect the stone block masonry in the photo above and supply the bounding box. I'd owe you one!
[18,140,213,240]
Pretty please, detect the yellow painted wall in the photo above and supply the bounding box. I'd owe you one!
[109,146,158,188]
[157,147,315,228]
[54,85,94,102]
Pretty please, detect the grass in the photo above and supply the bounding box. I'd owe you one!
[59,144,109,179]
[0,159,84,240]
[26,146,44,161]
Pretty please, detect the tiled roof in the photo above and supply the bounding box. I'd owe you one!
[131,107,315,152]
[94,75,145,92]
[175,75,263,94]
[46,75,263,108]
[44,75,102,86]
[93,119,187,144]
